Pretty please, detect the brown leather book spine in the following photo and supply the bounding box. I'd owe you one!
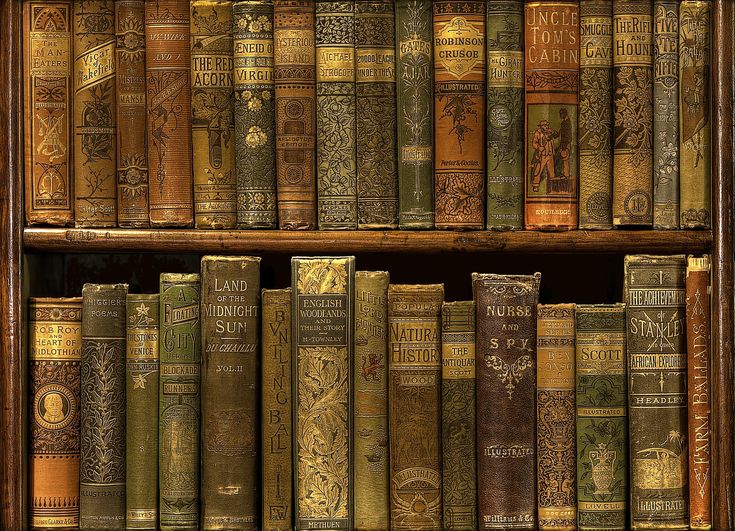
[23,1,75,227]
[274,0,317,230]
[116,0,150,228]
[145,0,194,227]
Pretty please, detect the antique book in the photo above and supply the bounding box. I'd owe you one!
[686,256,712,530]
[396,0,434,229]
[262,289,293,531]
[356,1,398,229]
[73,0,117,227]
[434,1,486,230]
[354,271,390,530]
[388,284,444,530]
[292,257,354,529]
[612,1,654,226]
[441,301,476,530]
[145,1,194,227]
[524,1,579,231]
[191,1,236,230]
[201,256,260,530]
[679,0,712,229]
[315,0,356,230]
[29,298,82,529]
[473,273,541,530]
[274,1,317,230]
[23,1,75,226]
[115,0,149,228]
[575,304,627,531]
[159,273,201,530]
[486,1,524,230]
[125,294,159,530]
[579,0,614,230]
[624,255,688,529]
[652,0,680,229]
[234,0,277,229]
[536,304,576,531]
[80,284,128,529]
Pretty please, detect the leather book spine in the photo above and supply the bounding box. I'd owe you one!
[80,284,128,530]
[524,1,579,231]
[234,0,277,229]
[73,1,117,228]
[612,1,653,226]
[686,256,712,530]
[115,0,150,228]
[473,272,541,530]
[624,255,688,529]
[486,1,524,230]
[396,0,434,229]
[274,1,317,230]
[200,256,261,530]
[29,298,82,529]
[262,288,293,531]
[145,1,194,227]
[441,301,477,530]
[356,1,398,229]
[388,284,444,530]
[125,294,159,530]
[316,0,357,229]
[536,304,576,531]
[23,1,74,226]
[192,1,237,229]
[434,1,486,230]
[575,304,627,531]
[159,273,201,530]
[679,0,711,229]
[354,271,390,530]
[579,0,613,230]
[292,257,354,530]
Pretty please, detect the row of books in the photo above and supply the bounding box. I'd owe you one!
[24,1,712,232]
[30,254,711,530]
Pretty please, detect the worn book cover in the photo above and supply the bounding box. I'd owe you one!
[388,284,444,530]
[29,298,81,529]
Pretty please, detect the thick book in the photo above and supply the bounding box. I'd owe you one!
[624,255,688,529]
[536,304,576,531]
[125,294,159,530]
[316,0,357,230]
[473,273,541,530]
[686,256,712,530]
[145,1,194,227]
[396,0,434,229]
[524,1,579,231]
[80,284,128,529]
[388,284,444,530]
[29,298,82,529]
[486,1,524,231]
[441,301,476,530]
[356,0,398,229]
[274,0,317,230]
[434,1,486,230]
[73,0,117,227]
[234,0,277,229]
[354,271,390,530]
[262,289,293,531]
[612,1,654,226]
[201,256,261,530]
[292,257,354,529]
[159,273,201,530]
[579,0,614,230]
[115,0,149,228]
[575,304,627,531]
[23,1,74,227]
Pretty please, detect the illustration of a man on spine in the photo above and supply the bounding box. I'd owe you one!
[556,107,572,193]
[529,119,557,193]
